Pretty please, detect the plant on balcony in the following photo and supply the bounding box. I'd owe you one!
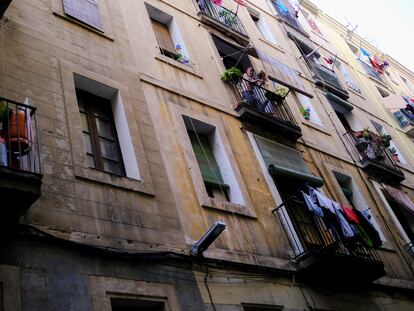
[299,106,311,120]
[363,127,371,139]
[218,9,237,27]
[220,67,242,82]
[380,134,392,148]
[275,86,289,98]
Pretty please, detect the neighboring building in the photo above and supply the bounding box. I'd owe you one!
[0,0,413,311]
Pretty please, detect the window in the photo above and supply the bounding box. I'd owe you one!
[295,93,322,126]
[301,9,323,36]
[401,76,414,96]
[272,0,304,33]
[212,35,252,72]
[243,304,283,311]
[376,87,389,98]
[249,10,277,44]
[334,171,386,243]
[188,129,230,201]
[76,89,125,176]
[335,61,361,93]
[111,298,165,311]
[146,4,190,64]
[62,0,103,31]
[184,116,245,205]
[371,121,407,165]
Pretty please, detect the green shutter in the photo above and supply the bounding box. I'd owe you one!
[188,130,226,186]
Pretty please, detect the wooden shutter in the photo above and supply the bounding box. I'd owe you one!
[188,130,226,186]
[62,0,104,31]
[151,18,176,53]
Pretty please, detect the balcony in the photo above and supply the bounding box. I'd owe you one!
[344,131,405,183]
[230,77,302,140]
[394,109,414,137]
[274,197,386,285]
[0,0,12,18]
[306,60,349,99]
[358,60,386,85]
[0,98,42,226]
[197,0,248,44]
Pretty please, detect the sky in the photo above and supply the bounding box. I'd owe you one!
[307,0,414,72]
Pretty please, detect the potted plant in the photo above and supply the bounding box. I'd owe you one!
[275,87,289,98]
[221,67,242,83]
[300,106,311,120]
[380,134,392,148]
[219,10,237,27]
[363,127,371,140]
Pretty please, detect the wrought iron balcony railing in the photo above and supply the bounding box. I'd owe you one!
[343,130,404,181]
[0,98,40,173]
[232,77,297,124]
[358,60,385,84]
[275,197,382,262]
[305,60,348,97]
[197,0,248,37]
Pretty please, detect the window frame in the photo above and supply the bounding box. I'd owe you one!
[76,89,126,177]
[174,110,255,218]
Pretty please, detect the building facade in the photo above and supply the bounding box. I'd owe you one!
[0,0,414,310]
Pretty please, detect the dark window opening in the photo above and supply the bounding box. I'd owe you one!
[383,193,414,242]
[243,304,283,311]
[376,87,389,98]
[110,298,165,311]
[335,111,353,132]
[76,89,125,176]
[212,35,252,72]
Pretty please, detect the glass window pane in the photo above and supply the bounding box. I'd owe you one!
[99,138,120,161]
[103,160,123,176]
[78,99,86,112]
[95,118,114,139]
[87,154,96,168]
[80,113,89,132]
[83,133,93,154]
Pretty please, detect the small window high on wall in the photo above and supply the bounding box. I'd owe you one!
[62,0,104,31]
[248,9,277,44]
[146,3,191,65]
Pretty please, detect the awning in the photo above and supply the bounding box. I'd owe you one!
[384,185,414,215]
[255,135,324,187]
[257,50,313,98]
[325,92,354,112]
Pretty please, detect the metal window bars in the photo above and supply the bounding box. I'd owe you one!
[273,197,382,263]
[343,130,403,175]
[0,98,40,174]
[197,0,248,36]
[231,76,298,127]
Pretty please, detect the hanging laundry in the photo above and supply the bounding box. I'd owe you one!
[360,47,371,58]
[302,191,324,217]
[354,209,382,247]
[332,201,355,238]
[233,0,246,6]
[212,0,223,5]
[354,224,374,248]
[340,204,360,224]
[323,56,333,65]
[310,188,335,214]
